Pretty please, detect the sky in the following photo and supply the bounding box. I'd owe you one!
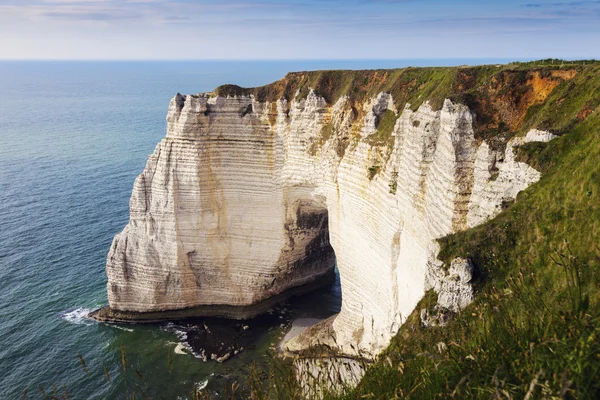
[0,0,599,60]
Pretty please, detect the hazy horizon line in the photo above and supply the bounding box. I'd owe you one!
[0,57,591,60]
[1,57,595,63]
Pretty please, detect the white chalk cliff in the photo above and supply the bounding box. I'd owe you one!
[105,94,335,316]
[104,89,554,357]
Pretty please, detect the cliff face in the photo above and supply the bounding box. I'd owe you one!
[103,65,574,356]
[105,94,335,316]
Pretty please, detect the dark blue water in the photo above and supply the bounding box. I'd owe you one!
[0,59,509,399]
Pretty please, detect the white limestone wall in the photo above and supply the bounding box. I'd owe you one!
[107,93,334,312]
[106,90,554,357]
[467,129,556,227]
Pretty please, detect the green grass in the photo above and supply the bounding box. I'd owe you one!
[331,102,600,400]
[309,122,335,156]
[365,109,397,148]
[367,165,381,180]
[213,61,600,154]
[238,61,600,399]
[389,170,398,194]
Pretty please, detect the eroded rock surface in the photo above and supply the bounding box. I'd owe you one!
[437,258,475,312]
[102,89,554,358]
[420,258,475,328]
[105,94,335,316]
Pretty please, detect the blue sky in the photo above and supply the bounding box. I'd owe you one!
[1,0,599,60]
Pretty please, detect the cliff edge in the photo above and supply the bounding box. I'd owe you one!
[93,61,598,358]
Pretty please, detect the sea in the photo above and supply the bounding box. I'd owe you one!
[0,59,512,399]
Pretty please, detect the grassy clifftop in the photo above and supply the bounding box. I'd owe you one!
[215,60,600,146]
[240,60,600,399]
[337,62,600,399]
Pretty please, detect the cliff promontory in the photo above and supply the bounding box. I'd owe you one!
[94,62,598,359]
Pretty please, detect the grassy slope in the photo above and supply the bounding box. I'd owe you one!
[217,60,600,399]
[215,59,599,136]
[336,111,600,400]
[328,64,600,399]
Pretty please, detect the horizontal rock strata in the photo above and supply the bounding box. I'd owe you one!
[101,88,554,356]
[101,94,335,320]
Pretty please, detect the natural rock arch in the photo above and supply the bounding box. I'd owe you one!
[94,91,554,358]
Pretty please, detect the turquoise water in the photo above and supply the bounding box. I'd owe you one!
[0,59,509,399]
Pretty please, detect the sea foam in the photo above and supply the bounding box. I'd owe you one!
[59,307,94,326]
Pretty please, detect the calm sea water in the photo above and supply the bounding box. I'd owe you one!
[0,59,510,399]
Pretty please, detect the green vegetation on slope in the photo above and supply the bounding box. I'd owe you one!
[366,109,397,148]
[241,60,600,399]
[308,122,335,156]
[338,109,600,399]
[213,60,598,146]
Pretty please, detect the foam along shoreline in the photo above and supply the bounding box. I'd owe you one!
[89,268,336,324]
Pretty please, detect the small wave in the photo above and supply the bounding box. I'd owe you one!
[167,327,188,342]
[59,307,94,326]
[107,324,134,332]
[196,378,209,391]
[174,343,187,355]
[163,324,189,344]
[166,340,191,355]
[163,325,207,359]
[178,340,203,359]
[195,374,214,392]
